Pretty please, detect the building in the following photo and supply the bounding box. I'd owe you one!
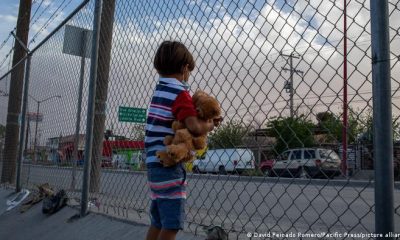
[46,134,85,164]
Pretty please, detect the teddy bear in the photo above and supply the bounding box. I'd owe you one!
[156,90,222,167]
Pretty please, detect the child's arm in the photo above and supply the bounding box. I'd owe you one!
[172,91,214,136]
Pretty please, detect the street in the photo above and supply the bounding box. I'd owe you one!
[21,164,400,239]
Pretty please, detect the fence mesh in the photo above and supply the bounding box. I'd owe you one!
[19,0,95,199]
[0,0,399,239]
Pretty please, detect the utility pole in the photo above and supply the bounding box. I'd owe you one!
[281,52,303,118]
[90,0,116,193]
[1,0,32,184]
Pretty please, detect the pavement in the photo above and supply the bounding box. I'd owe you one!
[0,188,204,240]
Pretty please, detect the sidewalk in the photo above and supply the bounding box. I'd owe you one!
[0,188,204,240]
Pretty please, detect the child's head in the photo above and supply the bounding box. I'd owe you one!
[154,41,195,81]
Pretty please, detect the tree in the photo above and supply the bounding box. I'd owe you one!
[208,120,248,149]
[315,110,360,144]
[265,116,316,154]
[316,112,341,143]
[358,109,400,143]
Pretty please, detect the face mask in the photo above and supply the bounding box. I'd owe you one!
[182,80,190,90]
[182,68,190,89]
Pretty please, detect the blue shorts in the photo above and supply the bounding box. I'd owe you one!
[150,198,185,230]
[147,162,186,230]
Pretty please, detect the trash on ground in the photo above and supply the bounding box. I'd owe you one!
[6,189,30,211]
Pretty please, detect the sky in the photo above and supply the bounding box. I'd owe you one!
[0,0,85,70]
[0,0,84,122]
[0,0,399,146]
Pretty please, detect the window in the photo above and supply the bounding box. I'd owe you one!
[304,150,316,159]
[290,150,302,160]
[279,151,290,161]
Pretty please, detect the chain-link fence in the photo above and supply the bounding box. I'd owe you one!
[0,0,400,239]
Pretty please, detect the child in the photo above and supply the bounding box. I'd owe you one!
[145,41,214,240]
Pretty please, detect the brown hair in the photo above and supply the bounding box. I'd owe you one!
[154,41,195,75]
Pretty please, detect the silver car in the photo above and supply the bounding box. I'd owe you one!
[271,148,342,179]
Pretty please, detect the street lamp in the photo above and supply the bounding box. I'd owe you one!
[29,94,61,163]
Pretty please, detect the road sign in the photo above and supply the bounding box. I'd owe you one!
[62,25,92,58]
[118,107,146,123]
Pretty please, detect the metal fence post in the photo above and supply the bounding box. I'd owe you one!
[370,0,394,238]
[71,30,87,190]
[80,0,102,217]
[16,54,31,192]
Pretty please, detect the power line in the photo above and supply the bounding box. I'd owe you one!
[225,89,400,116]
[29,0,73,45]
[0,33,13,53]
[0,2,33,55]
[0,48,14,71]
[30,0,45,22]
[0,0,34,70]
[30,0,53,27]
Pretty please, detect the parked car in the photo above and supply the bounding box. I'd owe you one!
[192,148,256,174]
[262,148,342,179]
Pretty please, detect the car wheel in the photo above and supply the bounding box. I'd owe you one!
[327,174,335,179]
[218,166,227,175]
[298,167,309,179]
[262,168,272,177]
[192,166,201,174]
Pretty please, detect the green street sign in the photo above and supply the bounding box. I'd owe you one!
[118,106,147,123]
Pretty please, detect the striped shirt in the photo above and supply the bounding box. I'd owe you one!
[145,77,196,164]
[145,77,197,200]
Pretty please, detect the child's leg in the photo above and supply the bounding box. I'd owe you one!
[148,200,162,240]
[157,198,185,239]
[158,229,178,240]
[146,225,161,240]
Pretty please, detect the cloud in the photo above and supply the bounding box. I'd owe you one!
[2,0,399,140]
[0,14,17,23]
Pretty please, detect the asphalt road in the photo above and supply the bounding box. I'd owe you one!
[20,164,400,239]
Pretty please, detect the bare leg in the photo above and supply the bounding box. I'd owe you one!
[146,226,161,240]
[157,229,179,240]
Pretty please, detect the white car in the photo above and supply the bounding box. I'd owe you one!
[192,148,255,174]
[271,148,342,178]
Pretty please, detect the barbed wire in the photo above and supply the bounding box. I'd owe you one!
[29,0,74,45]
[0,33,13,53]
[29,0,53,28]
[0,0,35,71]
[0,48,14,72]
[30,0,45,22]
